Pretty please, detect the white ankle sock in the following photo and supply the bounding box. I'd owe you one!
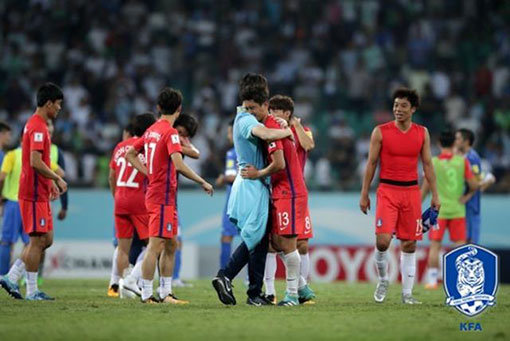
[159,276,172,298]
[401,252,416,295]
[141,279,153,301]
[300,253,310,281]
[264,253,277,295]
[26,271,38,297]
[283,250,300,295]
[7,258,25,283]
[374,248,389,281]
[110,247,120,286]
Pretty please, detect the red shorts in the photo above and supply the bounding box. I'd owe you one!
[146,202,178,239]
[272,196,310,236]
[19,199,53,235]
[429,218,466,242]
[375,184,423,241]
[114,213,149,240]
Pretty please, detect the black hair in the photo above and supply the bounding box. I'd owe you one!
[457,128,475,146]
[133,112,156,137]
[174,113,199,138]
[392,87,420,108]
[157,87,183,116]
[37,82,64,107]
[439,130,455,148]
[239,73,269,105]
[269,95,294,116]
[124,123,135,136]
[0,121,11,133]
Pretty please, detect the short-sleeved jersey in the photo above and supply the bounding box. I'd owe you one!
[265,116,308,199]
[233,108,266,172]
[19,114,52,202]
[433,152,473,219]
[465,148,482,214]
[291,125,312,173]
[132,119,182,206]
[1,148,22,201]
[379,122,425,182]
[110,137,148,215]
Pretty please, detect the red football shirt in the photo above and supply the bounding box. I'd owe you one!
[291,125,311,173]
[265,115,308,199]
[19,114,52,202]
[132,119,182,206]
[379,121,425,182]
[110,137,148,215]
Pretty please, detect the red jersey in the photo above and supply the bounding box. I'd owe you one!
[291,125,312,173]
[132,119,182,206]
[19,114,52,202]
[379,121,425,182]
[265,116,308,199]
[110,137,148,215]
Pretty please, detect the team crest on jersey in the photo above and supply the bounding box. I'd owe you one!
[167,223,172,232]
[376,218,383,227]
[444,244,498,316]
[40,218,46,227]
[171,134,180,144]
[34,132,44,142]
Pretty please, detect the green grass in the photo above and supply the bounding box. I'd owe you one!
[0,279,509,340]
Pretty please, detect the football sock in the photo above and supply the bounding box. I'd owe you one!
[401,251,416,295]
[220,242,231,269]
[375,248,389,281]
[159,276,172,298]
[172,249,181,280]
[109,247,120,286]
[283,250,300,295]
[127,248,146,282]
[7,258,25,283]
[26,271,38,297]
[0,243,11,275]
[264,252,277,295]
[426,267,438,286]
[141,279,153,301]
[300,252,310,281]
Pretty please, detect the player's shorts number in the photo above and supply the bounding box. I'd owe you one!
[278,212,289,227]
[144,142,157,174]
[305,216,311,230]
[116,157,139,188]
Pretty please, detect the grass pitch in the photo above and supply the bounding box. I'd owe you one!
[0,279,508,340]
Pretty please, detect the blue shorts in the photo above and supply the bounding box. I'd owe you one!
[222,213,238,237]
[466,209,481,244]
[1,200,29,244]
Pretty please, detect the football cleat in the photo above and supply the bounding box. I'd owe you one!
[402,294,422,305]
[277,293,299,306]
[119,278,141,299]
[25,290,54,301]
[107,284,119,298]
[212,275,236,305]
[374,279,389,303]
[161,293,189,305]
[0,276,23,299]
[141,296,160,304]
[246,295,272,306]
[264,294,277,305]
[298,285,316,304]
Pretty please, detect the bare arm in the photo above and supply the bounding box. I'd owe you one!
[291,118,315,151]
[108,168,116,198]
[171,152,213,195]
[359,127,382,214]
[241,150,285,179]
[31,151,67,193]
[251,125,292,142]
[420,128,440,210]
[181,144,200,159]
[125,147,147,176]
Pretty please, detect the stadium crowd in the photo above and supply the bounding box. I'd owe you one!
[0,0,509,191]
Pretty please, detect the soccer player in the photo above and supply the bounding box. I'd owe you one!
[172,113,200,288]
[0,122,12,164]
[109,113,156,298]
[215,119,238,269]
[359,87,440,304]
[241,97,315,306]
[126,87,213,304]
[0,83,67,300]
[261,94,316,304]
[455,129,496,244]
[421,131,482,289]
[212,73,293,306]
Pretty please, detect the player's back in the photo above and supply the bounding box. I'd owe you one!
[140,119,181,206]
[433,153,469,219]
[379,121,425,182]
[19,114,51,202]
[265,116,307,199]
[110,137,147,215]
